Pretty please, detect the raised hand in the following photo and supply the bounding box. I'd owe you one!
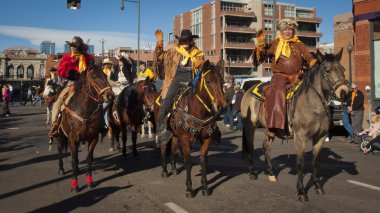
[256,29,267,44]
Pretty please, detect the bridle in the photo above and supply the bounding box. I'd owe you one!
[195,70,216,113]
[142,84,155,111]
[320,61,349,99]
[85,70,112,103]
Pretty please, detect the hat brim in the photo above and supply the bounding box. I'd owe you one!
[65,41,88,51]
[175,35,199,41]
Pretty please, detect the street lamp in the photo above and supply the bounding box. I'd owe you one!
[121,0,140,74]
[347,42,353,84]
[67,0,81,10]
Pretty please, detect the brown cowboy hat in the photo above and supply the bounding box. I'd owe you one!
[175,29,199,41]
[65,36,88,51]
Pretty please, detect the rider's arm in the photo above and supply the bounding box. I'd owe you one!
[300,43,318,68]
[57,54,70,78]
[252,29,274,67]
[153,29,165,80]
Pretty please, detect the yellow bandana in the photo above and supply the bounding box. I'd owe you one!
[50,72,55,79]
[71,53,87,73]
[103,67,111,76]
[274,34,301,62]
[175,45,204,72]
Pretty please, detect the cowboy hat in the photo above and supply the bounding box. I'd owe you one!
[65,36,88,51]
[175,29,199,41]
[50,67,57,72]
[277,19,298,31]
[102,58,114,65]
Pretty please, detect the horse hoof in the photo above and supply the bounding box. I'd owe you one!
[268,175,277,182]
[162,171,169,178]
[202,188,211,196]
[249,173,258,180]
[57,169,64,176]
[87,183,94,189]
[315,188,325,195]
[172,169,179,175]
[186,190,194,198]
[298,194,309,202]
[71,186,79,193]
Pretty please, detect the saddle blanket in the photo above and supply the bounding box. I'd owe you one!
[250,81,302,101]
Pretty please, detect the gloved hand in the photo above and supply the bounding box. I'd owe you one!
[67,70,78,81]
[256,29,267,45]
[155,29,164,46]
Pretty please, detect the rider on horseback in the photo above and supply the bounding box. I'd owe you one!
[253,19,317,138]
[154,29,205,144]
[48,36,94,137]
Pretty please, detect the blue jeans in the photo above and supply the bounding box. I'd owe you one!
[342,107,353,137]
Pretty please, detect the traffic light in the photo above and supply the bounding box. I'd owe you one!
[67,0,81,10]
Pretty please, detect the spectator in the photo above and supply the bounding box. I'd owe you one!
[22,87,33,106]
[347,83,364,144]
[225,82,235,130]
[2,85,11,116]
[232,83,244,131]
[358,114,380,154]
[8,84,13,105]
[342,104,354,142]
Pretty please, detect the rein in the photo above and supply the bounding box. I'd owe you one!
[195,70,215,113]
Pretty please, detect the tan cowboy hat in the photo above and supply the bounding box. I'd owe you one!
[277,19,298,31]
[65,36,88,52]
[102,58,114,65]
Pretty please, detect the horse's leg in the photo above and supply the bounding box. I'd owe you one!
[200,138,212,196]
[69,138,80,193]
[56,134,65,175]
[121,123,127,157]
[170,137,179,175]
[115,126,121,152]
[131,124,138,156]
[160,139,170,178]
[263,135,277,182]
[46,107,50,127]
[243,126,257,180]
[312,136,325,195]
[86,136,98,189]
[294,134,308,201]
[182,135,194,198]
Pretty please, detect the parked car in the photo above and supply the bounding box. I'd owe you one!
[240,77,271,92]
[329,99,344,127]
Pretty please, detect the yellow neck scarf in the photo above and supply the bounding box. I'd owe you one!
[103,67,111,76]
[175,45,204,70]
[275,34,301,62]
[71,53,87,73]
[50,72,55,79]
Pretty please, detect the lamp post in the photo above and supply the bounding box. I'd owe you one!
[121,0,140,74]
[347,42,353,84]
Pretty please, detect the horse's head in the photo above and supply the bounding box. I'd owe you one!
[315,49,350,101]
[85,66,114,104]
[43,78,56,97]
[137,77,157,112]
[197,60,227,114]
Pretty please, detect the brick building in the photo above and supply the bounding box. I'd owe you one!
[172,0,322,77]
[353,0,380,111]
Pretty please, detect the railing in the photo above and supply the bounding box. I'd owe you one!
[223,26,256,33]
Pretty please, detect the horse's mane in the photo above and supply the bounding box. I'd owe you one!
[298,52,338,95]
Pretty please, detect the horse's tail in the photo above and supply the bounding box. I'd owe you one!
[242,127,247,159]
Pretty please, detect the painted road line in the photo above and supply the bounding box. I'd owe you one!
[165,202,188,213]
[347,180,380,191]
[7,127,19,130]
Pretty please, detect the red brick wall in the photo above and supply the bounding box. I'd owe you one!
[215,0,221,56]
[183,11,191,30]
[202,2,212,53]
[354,0,380,16]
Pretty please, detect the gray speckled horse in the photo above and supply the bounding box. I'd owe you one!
[241,49,350,201]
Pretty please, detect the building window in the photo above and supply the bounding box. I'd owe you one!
[212,34,216,49]
[192,9,202,48]
[264,19,273,31]
[27,65,34,79]
[211,3,215,19]
[264,4,273,16]
[296,10,312,18]
[6,65,14,78]
[180,15,183,32]
[284,6,295,18]
[221,2,244,12]
[265,34,273,44]
[17,65,24,79]
[373,20,380,98]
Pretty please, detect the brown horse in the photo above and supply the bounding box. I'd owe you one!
[155,60,226,198]
[241,50,350,201]
[56,66,114,192]
[107,78,157,157]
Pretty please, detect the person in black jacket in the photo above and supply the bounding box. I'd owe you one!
[232,84,244,131]
[347,83,364,144]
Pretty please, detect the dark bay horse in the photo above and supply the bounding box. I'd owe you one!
[107,78,157,157]
[57,67,114,192]
[241,50,350,201]
[156,60,226,198]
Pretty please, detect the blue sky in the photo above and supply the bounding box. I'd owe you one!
[0,0,352,54]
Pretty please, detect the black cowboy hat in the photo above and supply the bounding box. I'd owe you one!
[175,29,199,41]
[50,67,57,72]
[65,36,88,51]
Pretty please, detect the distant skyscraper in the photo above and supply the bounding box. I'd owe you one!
[63,43,94,54]
[64,43,70,53]
[87,45,95,54]
[40,41,55,54]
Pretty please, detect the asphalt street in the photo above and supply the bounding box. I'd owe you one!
[0,103,379,213]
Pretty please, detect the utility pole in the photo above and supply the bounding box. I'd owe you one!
[272,0,277,39]
[99,38,106,66]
